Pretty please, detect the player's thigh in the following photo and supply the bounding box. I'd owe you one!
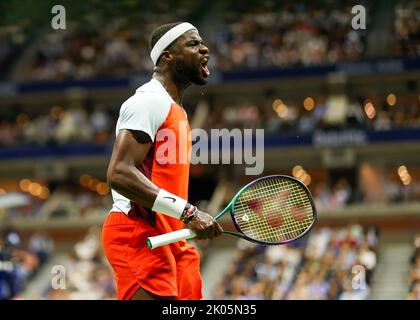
[176,246,203,300]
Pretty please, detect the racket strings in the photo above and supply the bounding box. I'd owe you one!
[233,177,314,243]
[236,180,312,242]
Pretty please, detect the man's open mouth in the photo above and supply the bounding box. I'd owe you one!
[201,56,210,78]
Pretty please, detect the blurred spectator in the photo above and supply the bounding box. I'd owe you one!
[28,232,54,265]
[313,181,331,210]
[407,233,420,300]
[357,241,377,285]
[394,2,420,57]
[0,229,43,300]
[313,177,360,210]
[91,105,112,144]
[47,184,112,220]
[55,109,93,144]
[0,23,29,79]
[46,226,115,300]
[328,178,352,209]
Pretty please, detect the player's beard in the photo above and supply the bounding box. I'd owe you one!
[175,58,207,86]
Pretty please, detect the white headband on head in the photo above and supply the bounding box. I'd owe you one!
[150,22,198,66]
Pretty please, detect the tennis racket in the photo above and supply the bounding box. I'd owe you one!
[147,175,316,249]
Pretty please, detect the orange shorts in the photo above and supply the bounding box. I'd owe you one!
[102,211,202,300]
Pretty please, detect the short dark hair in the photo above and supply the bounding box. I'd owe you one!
[150,22,183,65]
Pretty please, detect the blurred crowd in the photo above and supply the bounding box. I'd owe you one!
[47,185,112,220]
[313,174,420,210]
[214,224,378,300]
[10,2,202,81]
[313,179,353,210]
[1,93,418,149]
[394,2,420,58]
[0,1,418,81]
[25,18,153,81]
[0,229,53,299]
[204,94,420,134]
[210,1,367,71]
[0,181,111,222]
[0,189,113,300]
[407,233,420,300]
[1,194,45,220]
[0,104,115,147]
[46,226,115,300]
[0,23,29,79]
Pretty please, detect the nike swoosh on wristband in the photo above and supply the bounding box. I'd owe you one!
[163,196,176,203]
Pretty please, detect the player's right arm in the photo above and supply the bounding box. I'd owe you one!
[107,129,158,209]
[107,107,222,239]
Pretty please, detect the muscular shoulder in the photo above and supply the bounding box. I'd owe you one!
[123,80,172,115]
[117,79,173,141]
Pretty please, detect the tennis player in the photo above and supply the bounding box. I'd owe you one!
[103,22,223,300]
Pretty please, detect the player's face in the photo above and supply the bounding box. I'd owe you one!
[171,30,210,85]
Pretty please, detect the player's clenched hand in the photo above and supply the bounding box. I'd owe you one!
[186,209,223,240]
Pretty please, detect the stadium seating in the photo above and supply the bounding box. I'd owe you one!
[407,233,420,299]
[0,229,52,299]
[213,224,378,300]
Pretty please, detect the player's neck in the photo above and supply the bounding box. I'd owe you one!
[153,72,190,105]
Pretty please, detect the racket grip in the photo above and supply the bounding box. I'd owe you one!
[147,228,196,250]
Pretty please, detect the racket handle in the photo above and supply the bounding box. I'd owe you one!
[147,228,196,250]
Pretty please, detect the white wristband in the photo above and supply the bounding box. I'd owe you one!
[151,189,188,220]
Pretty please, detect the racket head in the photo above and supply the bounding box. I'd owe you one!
[229,175,316,245]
